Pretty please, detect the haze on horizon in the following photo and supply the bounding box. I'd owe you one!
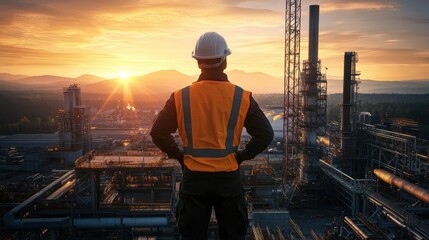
[1,0,428,86]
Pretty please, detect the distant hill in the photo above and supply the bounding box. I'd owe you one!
[1,70,429,95]
[0,74,107,91]
[227,70,283,93]
[0,73,29,81]
[75,74,107,84]
[362,80,429,94]
[12,74,106,85]
[14,75,75,85]
[84,70,194,102]
[83,69,283,99]
[327,79,429,94]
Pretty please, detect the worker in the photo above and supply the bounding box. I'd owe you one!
[150,32,274,239]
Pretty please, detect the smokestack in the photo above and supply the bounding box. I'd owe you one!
[342,52,352,137]
[308,5,319,65]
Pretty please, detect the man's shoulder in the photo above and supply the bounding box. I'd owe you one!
[173,85,192,95]
[233,84,252,95]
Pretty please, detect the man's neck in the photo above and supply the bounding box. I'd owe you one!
[198,69,228,82]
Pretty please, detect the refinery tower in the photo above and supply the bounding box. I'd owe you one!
[58,84,90,152]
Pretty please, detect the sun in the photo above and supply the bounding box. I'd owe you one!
[119,71,129,81]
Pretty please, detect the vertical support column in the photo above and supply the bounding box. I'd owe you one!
[95,172,100,210]
[120,171,125,205]
[89,171,99,209]
[18,231,25,240]
[172,168,177,213]
[351,180,357,216]
[49,230,59,240]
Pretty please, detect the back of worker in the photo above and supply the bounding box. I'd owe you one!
[174,80,251,172]
[150,32,274,239]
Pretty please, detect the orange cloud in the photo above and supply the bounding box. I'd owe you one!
[321,1,398,12]
[0,44,113,65]
[0,0,428,82]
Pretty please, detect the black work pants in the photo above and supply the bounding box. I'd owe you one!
[176,168,248,240]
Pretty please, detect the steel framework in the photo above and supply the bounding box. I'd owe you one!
[361,124,429,182]
[320,159,429,239]
[283,0,301,181]
[299,59,327,183]
[4,151,179,239]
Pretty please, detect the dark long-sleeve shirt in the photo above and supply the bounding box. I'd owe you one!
[150,70,274,165]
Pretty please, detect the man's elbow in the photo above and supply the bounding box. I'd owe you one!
[149,127,161,145]
[267,125,274,141]
[149,127,156,139]
[269,126,274,139]
[266,130,274,146]
[258,129,274,148]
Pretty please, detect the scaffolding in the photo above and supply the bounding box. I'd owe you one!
[4,150,292,239]
[300,60,327,129]
[299,58,327,184]
[241,159,284,209]
[283,0,302,181]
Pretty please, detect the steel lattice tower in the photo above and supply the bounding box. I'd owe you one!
[283,0,301,181]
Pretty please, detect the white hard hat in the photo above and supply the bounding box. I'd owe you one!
[192,32,231,60]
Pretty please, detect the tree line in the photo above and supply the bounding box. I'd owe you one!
[253,93,429,137]
[327,94,429,126]
[1,91,428,136]
[0,91,62,134]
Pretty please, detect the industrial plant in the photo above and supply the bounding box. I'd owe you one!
[1,1,429,240]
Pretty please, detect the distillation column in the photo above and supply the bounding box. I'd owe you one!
[340,52,360,176]
[299,5,326,183]
[59,84,90,151]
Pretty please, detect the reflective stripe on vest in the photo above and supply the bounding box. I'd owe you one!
[181,85,243,158]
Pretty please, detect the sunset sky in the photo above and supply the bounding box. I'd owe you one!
[1,0,428,81]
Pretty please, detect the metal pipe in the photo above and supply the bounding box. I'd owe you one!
[382,210,406,228]
[7,217,169,229]
[320,160,354,182]
[343,216,368,239]
[317,136,329,147]
[4,170,170,230]
[46,179,76,200]
[74,217,168,228]
[374,169,429,204]
[4,170,75,228]
[406,227,426,240]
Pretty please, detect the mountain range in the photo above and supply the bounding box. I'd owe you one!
[1,70,429,96]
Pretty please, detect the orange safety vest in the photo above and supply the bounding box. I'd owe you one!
[174,80,251,172]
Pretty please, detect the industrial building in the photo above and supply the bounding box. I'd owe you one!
[2,1,429,240]
[280,1,429,239]
[58,84,90,154]
[2,148,289,239]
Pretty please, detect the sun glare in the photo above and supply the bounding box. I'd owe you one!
[119,71,129,81]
